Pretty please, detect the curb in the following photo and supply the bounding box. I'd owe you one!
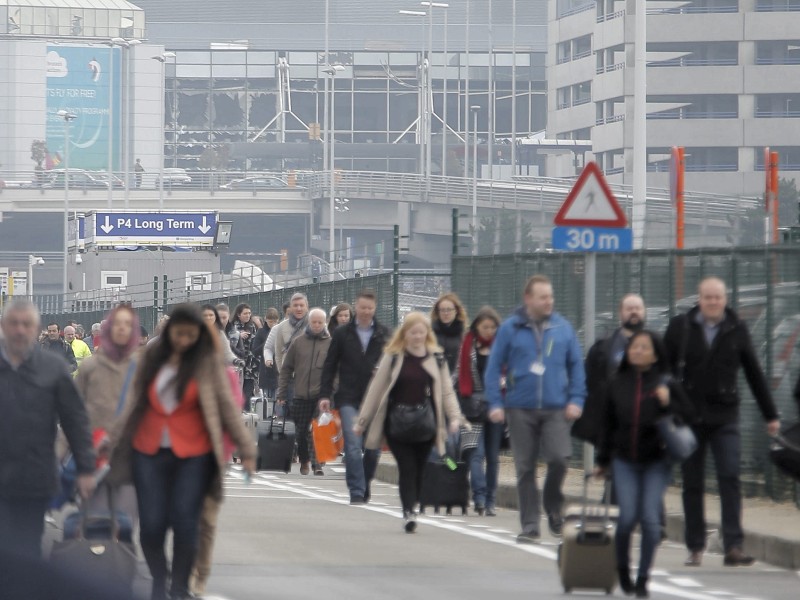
[374,462,800,570]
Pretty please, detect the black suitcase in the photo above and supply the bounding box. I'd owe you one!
[770,421,800,481]
[419,461,470,515]
[257,401,296,473]
[63,510,134,545]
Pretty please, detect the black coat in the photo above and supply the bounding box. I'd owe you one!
[0,346,94,499]
[597,369,694,466]
[252,325,278,390]
[663,306,778,427]
[433,320,464,375]
[41,337,78,372]
[573,330,623,444]
[320,320,390,408]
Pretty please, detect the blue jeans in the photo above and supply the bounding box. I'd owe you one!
[613,457,671,578]
[469,422,504,508]
[132,449,215,597]
[338,405,380,500]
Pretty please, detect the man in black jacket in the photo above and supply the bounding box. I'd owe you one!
[0,300,96,559]
[574,293,646,445]
[664,277,780,568]
[41,321,78,373]
[319,289,390,504]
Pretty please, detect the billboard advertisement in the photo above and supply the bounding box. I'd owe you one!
[46,45,121,171]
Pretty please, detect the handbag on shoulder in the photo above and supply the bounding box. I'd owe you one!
[656,414,698,463]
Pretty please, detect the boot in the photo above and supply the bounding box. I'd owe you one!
[169,544,196,600]
[635,576,649,598]
[617,567,634,596]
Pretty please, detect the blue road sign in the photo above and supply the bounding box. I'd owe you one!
[552,226,633,253]
[88,212,217,247]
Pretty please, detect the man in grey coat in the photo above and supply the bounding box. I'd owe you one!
[0,299,96,559]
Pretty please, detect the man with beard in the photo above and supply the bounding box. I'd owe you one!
[573,294,646,445]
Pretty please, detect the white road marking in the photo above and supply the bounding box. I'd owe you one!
[669,578,703,588]
[467,524,491,529]
[329,467,346,473]
[228,469,766,600]
[651,569,670,577]
[706,593,735,597]
[487,529,512,534]
[224,495,319,500]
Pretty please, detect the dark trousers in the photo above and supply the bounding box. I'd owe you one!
[386,435,435,513]
[0,497,48,559]
[291,397,319,468]
[242,379,256,412]
[132,449,215,598]
[682,422,743,552]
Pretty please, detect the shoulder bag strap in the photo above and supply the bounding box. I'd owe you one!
[677,315,690,383]
[116,361,137,416]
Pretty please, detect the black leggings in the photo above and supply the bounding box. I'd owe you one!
[386,435,434,513]
[290,397,319,468]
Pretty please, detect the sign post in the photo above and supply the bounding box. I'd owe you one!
[552,162,632,474]
[670,146,686,298]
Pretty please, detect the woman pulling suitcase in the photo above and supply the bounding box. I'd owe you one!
[355,312,468,533]
[108,304,256,600]
[594,330,694,598]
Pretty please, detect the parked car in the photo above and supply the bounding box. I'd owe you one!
[41,169,110,189]
[219,176,289,190]
[155,168,192,187]
[89,171,126,189]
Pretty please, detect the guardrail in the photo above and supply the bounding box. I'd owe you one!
[755,57,800,65]
[596,9,625,23]
[647,58,738,67]
[755,110,800,118]
[647,5,738,14]
[647,111,738,120]
[755,3,800,12]
[596,62,625,74]
[557,2,596,19]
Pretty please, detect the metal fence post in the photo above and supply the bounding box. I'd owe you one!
[393,224,400,327]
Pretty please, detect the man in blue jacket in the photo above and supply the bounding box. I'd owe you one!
[486,274,586,543]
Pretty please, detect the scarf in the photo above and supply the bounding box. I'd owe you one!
[283,314,309,353]
[433,318,464,339]
[458,330,494,397]
[99,306,141,362]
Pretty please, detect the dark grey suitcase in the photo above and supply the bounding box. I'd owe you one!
[558,475,619,594]
[256,401,296,473]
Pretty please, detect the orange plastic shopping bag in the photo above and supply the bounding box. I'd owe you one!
[312,410,344,463]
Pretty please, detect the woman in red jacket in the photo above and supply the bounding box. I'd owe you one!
[110,304,256,600]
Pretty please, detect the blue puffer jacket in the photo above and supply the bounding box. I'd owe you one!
[485,307,586,411]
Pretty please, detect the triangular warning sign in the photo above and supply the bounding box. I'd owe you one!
[554,162,627,227]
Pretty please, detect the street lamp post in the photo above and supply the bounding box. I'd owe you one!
[27,255,44,302]
[335,197,349,271]
[323,64,344,264]
[471,105,479,255]
[112,37,141,210]
[399,9,427,181]
[420,3,449,185]
[57,110,77,306]
[511,0,517,174]
[152,52,177,211]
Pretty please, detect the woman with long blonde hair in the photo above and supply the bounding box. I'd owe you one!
[355,312,467,533]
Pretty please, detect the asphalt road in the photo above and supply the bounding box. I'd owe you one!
[159,464,800,600]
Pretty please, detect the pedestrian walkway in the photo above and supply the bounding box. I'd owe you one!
[375,454,800,570]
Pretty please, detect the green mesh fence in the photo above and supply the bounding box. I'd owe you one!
[452,246,800,503]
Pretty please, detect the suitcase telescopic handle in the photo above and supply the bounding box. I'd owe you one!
[78,477,122,542]
[581,473,613,531]
[269,398,288,435]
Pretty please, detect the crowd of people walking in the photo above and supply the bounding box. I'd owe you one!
[0,272,795,599]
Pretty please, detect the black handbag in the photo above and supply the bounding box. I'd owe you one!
[769,421,800,481]
[388,393,437,444]
[656,414,698,463]
[460,391,488,422]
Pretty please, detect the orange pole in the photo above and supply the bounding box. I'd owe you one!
[676,147,685,250]
[770,151,779,244]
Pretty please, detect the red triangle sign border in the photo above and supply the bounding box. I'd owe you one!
[553,162,628,228]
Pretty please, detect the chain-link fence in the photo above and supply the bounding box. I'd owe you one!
[452,246,800,503]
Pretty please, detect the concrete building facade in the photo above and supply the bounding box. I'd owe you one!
[547,0,800,197]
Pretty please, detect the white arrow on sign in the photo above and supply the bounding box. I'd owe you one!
[100,215,114,234]
[198,216,211,234]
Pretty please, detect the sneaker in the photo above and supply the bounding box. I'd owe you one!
[474,504,485,516]
[684,551,702,567]
[485,506,497,517]
[313,467,324,476]
[516,531,541,545]
[547,512,564,537]
[404,512,417,534]
[350,496,366,505]
[723,547,755,567]
[300,462,310,475]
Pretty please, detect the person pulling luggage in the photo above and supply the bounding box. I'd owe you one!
[354,312,467,533]
[594,330,694,598]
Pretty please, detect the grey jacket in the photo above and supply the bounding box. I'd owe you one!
[277,332,331,401]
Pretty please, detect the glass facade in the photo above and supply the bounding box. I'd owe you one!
[2,0,145,39]
[164,49,547,173]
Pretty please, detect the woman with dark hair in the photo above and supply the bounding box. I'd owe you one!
[252,307,281,402]
[457,306,503,516]
[328,302,352,333]
[595,330,694,598]
[431,293,468,377]
[109,304,256,600]
[201,303,237,365]
[232,303,259,406]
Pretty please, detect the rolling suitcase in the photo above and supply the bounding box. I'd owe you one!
[233,411,259,463]
[257,400,296,473]
[558,475,619,594]
[769,421,800,481]
[419,434,469,515]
